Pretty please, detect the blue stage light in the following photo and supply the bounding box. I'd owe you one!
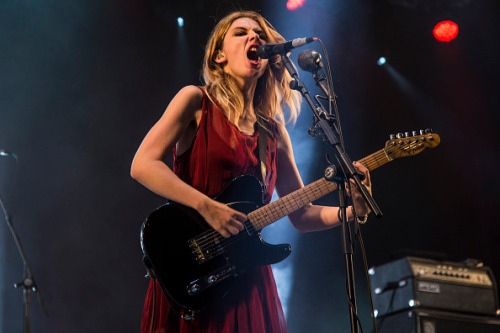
[377,57,387,66]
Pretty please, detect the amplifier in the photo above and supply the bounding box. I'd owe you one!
[376,308,500,333]
[369,256,499,317]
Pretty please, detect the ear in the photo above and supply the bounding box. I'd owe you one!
[214,51,226,64]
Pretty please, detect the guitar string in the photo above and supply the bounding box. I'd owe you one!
[192,138,429,254]
[191,139,431,254]
[192,175,339,251]
[192,139,426,253]
[192,179,334,252]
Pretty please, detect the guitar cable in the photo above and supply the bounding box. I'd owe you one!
[350,197,378,333]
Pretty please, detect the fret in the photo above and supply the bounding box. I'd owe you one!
[247,132,440,231]
[248,178,338,231]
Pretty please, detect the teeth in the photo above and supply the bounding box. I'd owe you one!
[250,47,257,51]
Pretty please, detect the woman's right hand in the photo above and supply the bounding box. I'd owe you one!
[198,199,247,238]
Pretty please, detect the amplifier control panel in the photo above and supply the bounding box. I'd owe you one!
[409,259,493,287]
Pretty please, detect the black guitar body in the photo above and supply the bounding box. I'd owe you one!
[140,175,292,316]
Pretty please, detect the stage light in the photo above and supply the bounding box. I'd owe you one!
[377,57,387,66]
[177,17,184,27]
[286,0,305,10]
[433,20,458,42]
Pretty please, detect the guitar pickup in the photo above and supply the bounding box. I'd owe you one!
[186,265,236,295]
[188,233,224,264]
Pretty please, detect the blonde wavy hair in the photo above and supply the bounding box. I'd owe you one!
[202,11,301,130]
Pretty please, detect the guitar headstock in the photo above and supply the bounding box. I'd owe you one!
[385,129,440,159]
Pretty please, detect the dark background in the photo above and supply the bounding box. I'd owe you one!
[1,0,499,332]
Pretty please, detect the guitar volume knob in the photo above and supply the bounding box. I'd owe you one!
[188,283,200,294]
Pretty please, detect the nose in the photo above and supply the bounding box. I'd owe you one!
[249,31,260,42]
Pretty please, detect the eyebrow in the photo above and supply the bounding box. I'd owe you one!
[231,26,265,35]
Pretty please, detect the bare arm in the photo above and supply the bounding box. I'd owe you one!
[274,123,372,233]
[130,86,245,238]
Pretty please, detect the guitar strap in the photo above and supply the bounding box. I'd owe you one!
[257,121,268,189]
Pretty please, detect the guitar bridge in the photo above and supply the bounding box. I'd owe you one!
[188,232,224,264]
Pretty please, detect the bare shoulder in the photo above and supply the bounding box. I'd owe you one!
[170,85,203,112]
[158,85,204,126]
[176,85,203,100]
[275,122,293,151]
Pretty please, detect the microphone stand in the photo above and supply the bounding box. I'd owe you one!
[0,194,49,333]
[281,53,382,332]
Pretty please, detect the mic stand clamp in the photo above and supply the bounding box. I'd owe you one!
[282,53,382,333]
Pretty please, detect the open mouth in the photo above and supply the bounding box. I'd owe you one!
[247,45,260,64]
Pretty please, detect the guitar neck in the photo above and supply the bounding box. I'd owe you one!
[247,146,393,230]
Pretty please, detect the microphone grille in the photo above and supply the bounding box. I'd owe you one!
[297,49,322,73]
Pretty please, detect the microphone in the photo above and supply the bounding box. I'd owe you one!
[297,49,323,73]
[257,37,317,59]
[297,49,331,98]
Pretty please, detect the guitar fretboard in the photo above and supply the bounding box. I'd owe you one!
[247,146,395,230]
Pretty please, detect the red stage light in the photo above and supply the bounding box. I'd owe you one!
[287,0,305,10]
[433,20,459,42]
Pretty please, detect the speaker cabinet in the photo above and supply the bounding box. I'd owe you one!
[376,309,500,333]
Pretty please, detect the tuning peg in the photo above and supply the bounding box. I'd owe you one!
[412,130,417,136]
[419,129,424,135]
[405,132,410,137]
[389,134,395,140]
[396,133,404,139]
[425,128,433,134]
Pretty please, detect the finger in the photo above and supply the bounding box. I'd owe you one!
[227,224,241,236]
[228,218,245,231]
[354,161,368,172]
[233,210,247,222]
[218,228,231,238]
[354,162,369,180]
[236,220,245,231]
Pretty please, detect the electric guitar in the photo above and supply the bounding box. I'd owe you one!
[140,130,440,317]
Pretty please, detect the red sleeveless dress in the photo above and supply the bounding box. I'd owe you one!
[140,87,287,333]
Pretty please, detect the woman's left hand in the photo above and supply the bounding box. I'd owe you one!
[348,161,372,216]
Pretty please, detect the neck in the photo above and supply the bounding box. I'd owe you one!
[237,78,258,119]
